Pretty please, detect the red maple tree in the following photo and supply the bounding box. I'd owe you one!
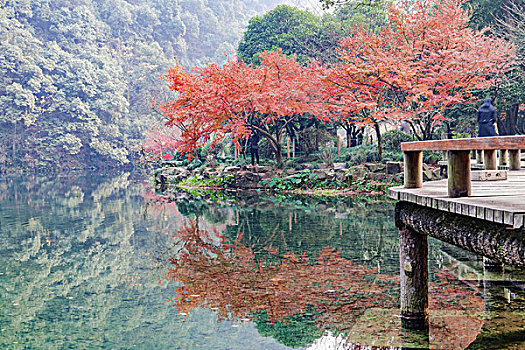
[328,0,514,141]
[161,51,329,161]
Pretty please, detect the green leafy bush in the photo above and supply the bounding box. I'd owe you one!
[261,170,318,191]
[382,130,413,152]
[345,145,381,165]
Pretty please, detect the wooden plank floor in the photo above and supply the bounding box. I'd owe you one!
[388,169,525,229]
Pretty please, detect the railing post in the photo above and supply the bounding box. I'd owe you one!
[404,151,422,188]
[499,149,508,168]
[448,150,471,198]
[484,149,497,170]
[476,150,484,165]
[509,150,521,170]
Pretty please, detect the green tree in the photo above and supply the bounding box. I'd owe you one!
[238,5,341,65]
[468,0,524,135]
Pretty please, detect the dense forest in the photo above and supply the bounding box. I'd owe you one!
[0,0,293,170]
[1,0,523,171]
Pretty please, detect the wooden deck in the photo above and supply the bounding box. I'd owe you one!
[388,169,525,229]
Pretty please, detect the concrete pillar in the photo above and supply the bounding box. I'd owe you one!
[404,151,423,188]
[448,150,471,197]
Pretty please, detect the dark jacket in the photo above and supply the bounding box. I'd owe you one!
[477,97,498,137]
[248,133,260,150]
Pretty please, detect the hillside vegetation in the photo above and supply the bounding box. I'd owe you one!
[0,0,287,170]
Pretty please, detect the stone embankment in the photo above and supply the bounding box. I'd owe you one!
[154,161,442,192]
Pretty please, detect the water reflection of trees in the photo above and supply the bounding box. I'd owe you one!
[167,217,488,349]
[163,192,400,274]
[169,219,398,326]
[1,175,504,350]
[0,174,185,348]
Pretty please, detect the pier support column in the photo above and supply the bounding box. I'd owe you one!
[484,150,497,170]
[398,223,429,329]
[483,259,503,324]
[509,150,521,170]
[448,150,471,198]
[404,151,423,188]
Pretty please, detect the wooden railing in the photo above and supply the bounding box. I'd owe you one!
[401,135,525,198]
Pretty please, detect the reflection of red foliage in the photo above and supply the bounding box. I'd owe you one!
[429,269,485,350]
[167,220,398,330]
[142,189,180,218]
[142,188,169,203]
[166,222,486,349]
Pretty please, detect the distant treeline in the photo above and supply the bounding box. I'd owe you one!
[0,0,286,171]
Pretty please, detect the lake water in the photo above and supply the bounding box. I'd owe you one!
[0,173,524,349]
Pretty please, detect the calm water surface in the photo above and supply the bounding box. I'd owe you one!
[0,173,524,349]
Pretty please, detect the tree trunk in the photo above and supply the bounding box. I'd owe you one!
[274,132,282,163]
[342,122,351,148]
[250,124,282,163]
[12,121,17,166]
[374,122,382,160]
[497,103,518,136]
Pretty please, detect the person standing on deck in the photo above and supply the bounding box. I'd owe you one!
[477,97,498,137]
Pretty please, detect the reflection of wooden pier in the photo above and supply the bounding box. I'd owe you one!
[388,135,525,329]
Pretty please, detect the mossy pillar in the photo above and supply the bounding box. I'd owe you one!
[398,220,429,329]
[476,150,484,165]
[509,150,521,170]
[484,149,497,170]
[499,149,508,167]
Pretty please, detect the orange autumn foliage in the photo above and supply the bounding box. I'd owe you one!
[328,0,515,139]
[161,51,330,158]
[157,0,514,155]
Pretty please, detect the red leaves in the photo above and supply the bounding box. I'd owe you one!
[160,51,329,157]
[154,0,515,152]
[329,0,514,136]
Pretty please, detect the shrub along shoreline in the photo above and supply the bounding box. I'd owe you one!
[151,131,445,197]
[153,161,441,197]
